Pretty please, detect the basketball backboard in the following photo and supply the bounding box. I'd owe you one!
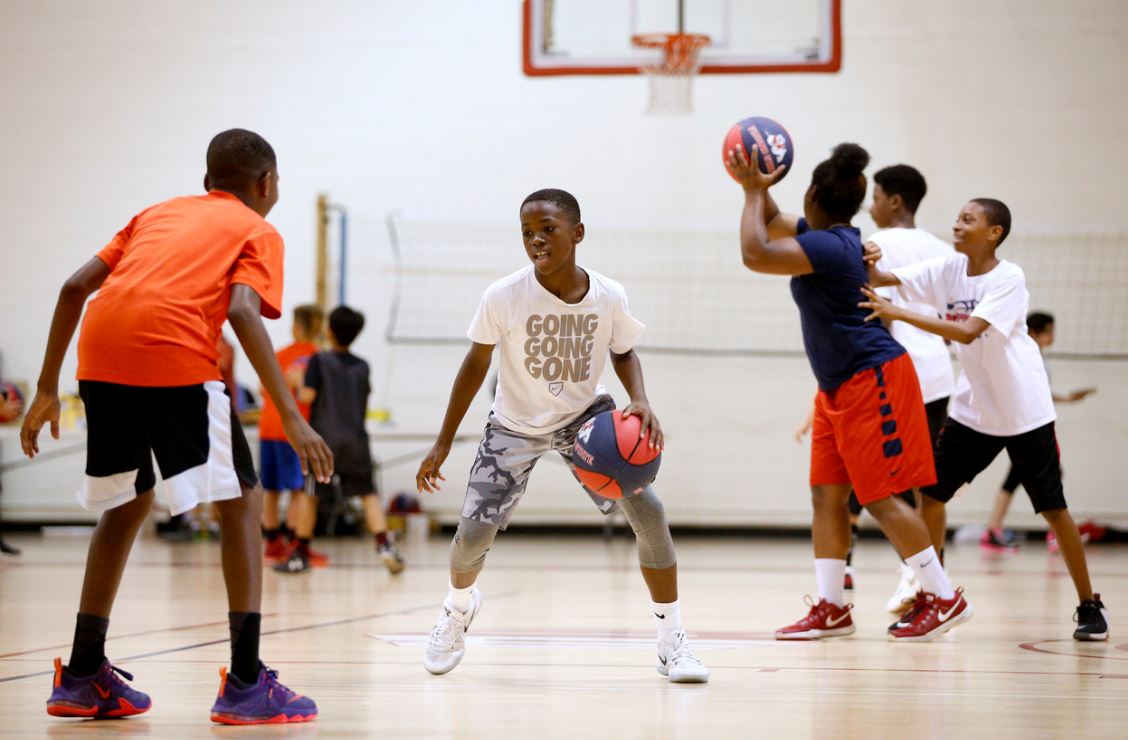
[522,0,841,76]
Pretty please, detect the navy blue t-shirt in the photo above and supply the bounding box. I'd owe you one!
[790,219,904,390]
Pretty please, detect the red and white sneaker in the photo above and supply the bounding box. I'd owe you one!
[888,588,973,641]
[775,596,855,640]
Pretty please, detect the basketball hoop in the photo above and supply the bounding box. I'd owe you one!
[631,32,711,115]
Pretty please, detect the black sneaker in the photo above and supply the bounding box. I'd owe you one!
[273,546,310,574]
[1073,594,1109,641]
[377,543,405,575]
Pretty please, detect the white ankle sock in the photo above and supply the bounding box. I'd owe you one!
[814,559,847,606]
[651,600,682,641]
[905,547,954,599]
[446,583,475,612]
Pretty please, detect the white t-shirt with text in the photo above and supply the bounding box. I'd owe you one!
[869,227,956,404]
[467,265,645,435]
[892,254,1055,436]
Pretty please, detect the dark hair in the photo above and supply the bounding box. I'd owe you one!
[810,143,870,222]
[206,129,276,191]
[293,304,324,335]
[873,164,928,214]
[328,306,365,347]
[1027,311,1055,334]
[521,188,581,224]
[969,198,1012,246]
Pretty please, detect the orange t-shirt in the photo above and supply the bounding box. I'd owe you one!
[258,341,317,441]
[77,191,284,387]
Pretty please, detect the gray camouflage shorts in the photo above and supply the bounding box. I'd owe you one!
[462,395,618,529]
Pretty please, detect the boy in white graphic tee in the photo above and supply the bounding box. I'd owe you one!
[861,198,1108,641]
[415,189,709,682]
[856,165,956,612]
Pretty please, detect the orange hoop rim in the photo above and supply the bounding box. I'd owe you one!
[631,32,711,73]
[630,32,712,50]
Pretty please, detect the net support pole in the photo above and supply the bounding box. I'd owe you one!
[316,193,330,313]
[337,207,348,306]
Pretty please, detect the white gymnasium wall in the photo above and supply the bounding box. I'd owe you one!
[1,1,1126,526]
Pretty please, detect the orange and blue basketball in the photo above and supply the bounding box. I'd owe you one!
[573,410,661,499]
[723,116,794,182]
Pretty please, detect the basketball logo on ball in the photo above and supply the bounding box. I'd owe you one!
[573,410,662,499]
[722,116,794,182]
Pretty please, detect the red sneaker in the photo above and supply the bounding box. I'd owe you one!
[888,588,973,641]
[306,545,330,568]
[264,536,289,562]
[775,596,855,640]
[1078,520,1107,543]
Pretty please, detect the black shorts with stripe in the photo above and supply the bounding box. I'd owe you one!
[79,380,257,515]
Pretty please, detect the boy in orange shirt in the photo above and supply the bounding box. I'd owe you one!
[21,129,333,724]
[261,304,324,562]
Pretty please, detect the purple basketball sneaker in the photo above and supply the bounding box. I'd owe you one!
[46,657,152,718]
[210,665,317,725]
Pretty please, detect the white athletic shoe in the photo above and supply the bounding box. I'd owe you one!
[424,589,482,675]
[657,630,710,683]
[886,563,920,614]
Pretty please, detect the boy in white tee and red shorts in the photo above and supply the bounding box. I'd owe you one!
[862,164,955,612]
[862,197,1109,641]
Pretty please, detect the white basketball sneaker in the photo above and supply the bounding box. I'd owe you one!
[657,630,710,683]
[424,589,482,675]
[886,562,920,614]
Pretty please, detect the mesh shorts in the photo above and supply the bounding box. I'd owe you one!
[259,439,304,492]
[923,419,1066,513]
[810,353,937,505]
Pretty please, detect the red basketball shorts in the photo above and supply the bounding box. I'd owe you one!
[810,352,937,505]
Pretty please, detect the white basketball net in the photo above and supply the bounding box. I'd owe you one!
[634,33,711,115]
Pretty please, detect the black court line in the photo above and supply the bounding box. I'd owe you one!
[0,615,280,660]
[0,592,517,685]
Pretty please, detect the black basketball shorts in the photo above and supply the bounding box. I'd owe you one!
[78,380,257,515]
[921,418,1067,514]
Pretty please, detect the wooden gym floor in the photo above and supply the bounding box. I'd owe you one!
[0,529,1125,738]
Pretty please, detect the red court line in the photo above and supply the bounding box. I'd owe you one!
[11,560,1128,582]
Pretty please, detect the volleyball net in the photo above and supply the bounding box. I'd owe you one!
[385,211,1128,359]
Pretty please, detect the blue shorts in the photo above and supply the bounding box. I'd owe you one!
[260,439,304,492]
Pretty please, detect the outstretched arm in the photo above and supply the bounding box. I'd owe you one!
[227,285,333,482]
[20,257,110,458]
[416,342,495,493]
[859,286,989,345]
[861,241,902,287]
[610,348,663,449]
[727,147,813,276]
[1054,387,1097,404]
